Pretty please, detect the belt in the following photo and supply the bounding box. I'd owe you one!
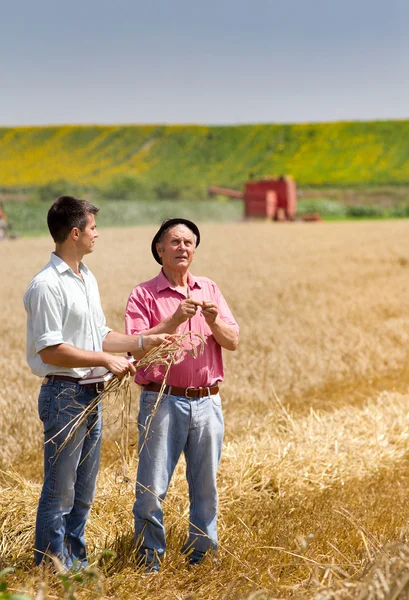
[43,374,104,393]
[143,382,219,398]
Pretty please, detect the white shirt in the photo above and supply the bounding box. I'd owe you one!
[23,253,112,378]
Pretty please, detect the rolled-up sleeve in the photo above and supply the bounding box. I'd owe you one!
[214,285,240,333]
[27,281,64,352]
[96,294,112,342]
[97,307,112,342]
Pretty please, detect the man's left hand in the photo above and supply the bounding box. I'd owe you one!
[201,301,218,325]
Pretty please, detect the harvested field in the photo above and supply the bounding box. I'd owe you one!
[2,220,409,599]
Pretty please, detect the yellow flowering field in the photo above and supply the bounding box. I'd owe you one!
[1,120,409,191]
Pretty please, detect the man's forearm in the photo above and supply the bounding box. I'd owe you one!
[103,330,172,360]
[133,315,180,336]
[208,319,239,351]
[39,344,109,369]
[103,330,146,359]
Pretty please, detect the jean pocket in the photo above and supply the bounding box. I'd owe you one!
[211,394,222,407]
[38,395,51,422]
[38,392,58,434]
[56,391,88,426]
[140,391,160,406]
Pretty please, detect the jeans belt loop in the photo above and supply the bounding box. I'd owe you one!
[168,385,172,396]
[207,386,211,397]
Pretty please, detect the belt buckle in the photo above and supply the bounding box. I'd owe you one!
[185,386,196,399]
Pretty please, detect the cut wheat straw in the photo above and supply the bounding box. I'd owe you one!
[47,332,205,461]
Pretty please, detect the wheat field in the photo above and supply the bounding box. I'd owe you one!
[2,220,409,599]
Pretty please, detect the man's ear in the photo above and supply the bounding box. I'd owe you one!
[156,242,162,258]
[70,227,80,241]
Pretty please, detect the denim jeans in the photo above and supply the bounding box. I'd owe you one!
[134,390,224,568]
[35,379,102,569]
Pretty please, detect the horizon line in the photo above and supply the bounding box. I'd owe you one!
[1,117,409,129]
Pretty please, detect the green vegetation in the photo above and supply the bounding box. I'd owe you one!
[0,568,31,600]
[5,199,244,237]
[1,120,409,233]
[297,198,409,220]
[1,121,409,196]
[7,196,409,238]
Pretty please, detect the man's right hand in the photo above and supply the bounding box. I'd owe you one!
[172,299,202,326]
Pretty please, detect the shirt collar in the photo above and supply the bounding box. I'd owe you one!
[50,252,88,275]
[156,269,202,293]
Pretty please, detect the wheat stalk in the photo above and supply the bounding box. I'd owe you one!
[47,333,205,461]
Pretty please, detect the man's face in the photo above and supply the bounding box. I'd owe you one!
[77,213,99,254]
[157,225,196,272]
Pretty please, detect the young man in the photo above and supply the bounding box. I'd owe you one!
[125,218,239,571]
[24,196,169,570]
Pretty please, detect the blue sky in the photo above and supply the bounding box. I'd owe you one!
[1,0,408,126]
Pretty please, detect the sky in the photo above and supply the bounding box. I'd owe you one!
[1,0,408,126]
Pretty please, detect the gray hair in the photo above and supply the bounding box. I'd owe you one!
[158,224,197,247]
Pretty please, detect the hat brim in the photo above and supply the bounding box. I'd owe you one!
[151,218,201,264]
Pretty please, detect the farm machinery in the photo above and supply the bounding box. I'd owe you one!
[208,177,318,221]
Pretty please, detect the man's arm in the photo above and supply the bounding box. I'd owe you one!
[125,282,238,350]
[139,300,238,350]
[40,332,171,377]
[39,343,134,377]
[126,286,199,336]
[201,290,239,351]
[102,330,171,358]
[130,299,200,335]
[205,315,239,351]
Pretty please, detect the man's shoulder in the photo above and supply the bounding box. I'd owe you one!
[24,262,60,304]
[27,261,58,288]
[131,275,160,294]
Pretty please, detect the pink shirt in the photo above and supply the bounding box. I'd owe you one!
[125,270,239,387]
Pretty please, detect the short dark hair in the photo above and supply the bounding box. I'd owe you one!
[47,196,99,243]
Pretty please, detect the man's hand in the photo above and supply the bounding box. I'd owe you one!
[143,333,173,351]
[172,299,202,326]
[103,354,136,378]
[201,301,218,325]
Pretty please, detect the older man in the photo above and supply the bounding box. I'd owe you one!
[125,218,239,571]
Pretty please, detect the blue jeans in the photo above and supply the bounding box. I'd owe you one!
[35,379,102,569]
[134,390,224,568]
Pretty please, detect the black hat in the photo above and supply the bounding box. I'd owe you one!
[151,218,201,264]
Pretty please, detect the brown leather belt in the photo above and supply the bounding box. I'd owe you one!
[44,375,80,384]
[43,374,104,393]
[143,382,219,398]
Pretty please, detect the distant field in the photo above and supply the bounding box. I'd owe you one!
[1,120,409,194]
[5,199,243,236]
[5,197,409,239]
[2,221,409,599]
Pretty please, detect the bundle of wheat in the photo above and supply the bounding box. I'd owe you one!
[47,333,204,462]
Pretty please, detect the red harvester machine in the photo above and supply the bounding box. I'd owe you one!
[208,177,297,221]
